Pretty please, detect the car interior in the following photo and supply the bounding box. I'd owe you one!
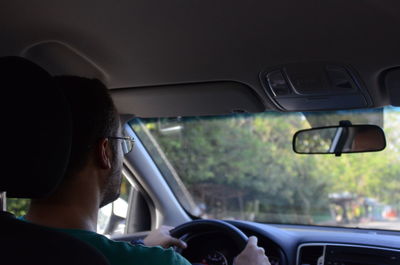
[1,1,400,265]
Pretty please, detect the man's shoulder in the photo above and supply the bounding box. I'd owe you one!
[61,230,190,265]
[17,218,189,265]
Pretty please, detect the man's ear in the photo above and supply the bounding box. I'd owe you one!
[97,138,112,169]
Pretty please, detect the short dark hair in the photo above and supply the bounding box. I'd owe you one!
[55,76,119,177]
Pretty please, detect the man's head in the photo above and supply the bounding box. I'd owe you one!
[55,76,123,207]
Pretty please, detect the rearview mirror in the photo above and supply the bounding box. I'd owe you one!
[293,122,386,156]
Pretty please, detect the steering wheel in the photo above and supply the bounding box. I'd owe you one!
[170,219,248,263]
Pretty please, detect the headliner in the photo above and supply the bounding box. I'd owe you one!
[1,0,399,113]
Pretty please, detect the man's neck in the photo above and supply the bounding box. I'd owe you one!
[26,203,98,232]
[25,175,101,232]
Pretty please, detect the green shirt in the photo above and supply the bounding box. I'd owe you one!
[19,217,190,265]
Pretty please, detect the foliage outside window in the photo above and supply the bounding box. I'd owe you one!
[130,108,400,230]
[7,198,30,217]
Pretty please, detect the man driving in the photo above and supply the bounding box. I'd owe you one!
[22,76,271,265]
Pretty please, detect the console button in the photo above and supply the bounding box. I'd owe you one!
[266,70,291,96]
[326,65,356,91]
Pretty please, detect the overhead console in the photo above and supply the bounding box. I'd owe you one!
[260,63,373,111]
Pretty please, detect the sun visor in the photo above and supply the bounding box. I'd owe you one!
[111,81,265,118]
[260,62,373,111]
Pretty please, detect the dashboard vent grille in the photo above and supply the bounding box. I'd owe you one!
[298,245,324,265]
[297,244,400,265]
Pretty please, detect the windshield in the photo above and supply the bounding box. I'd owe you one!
[129,107,400,231]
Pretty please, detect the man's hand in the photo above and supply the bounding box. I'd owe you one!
[143,225,187,249]
[234,236,271,265]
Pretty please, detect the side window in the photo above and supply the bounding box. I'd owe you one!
[6,198,30,217]
[5,174,152,236]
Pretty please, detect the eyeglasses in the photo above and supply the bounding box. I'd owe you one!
[108,136,135,155]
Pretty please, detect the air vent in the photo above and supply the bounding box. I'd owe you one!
[298,245,324,265]
[325,245,400,265]
[297,244,400,265]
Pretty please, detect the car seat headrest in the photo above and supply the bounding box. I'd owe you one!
[1,56,72,198]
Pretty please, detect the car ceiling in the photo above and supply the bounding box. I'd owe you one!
[2,0,400,116]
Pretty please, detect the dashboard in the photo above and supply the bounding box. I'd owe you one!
[117,220,400,265]
[226,220,400,265]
